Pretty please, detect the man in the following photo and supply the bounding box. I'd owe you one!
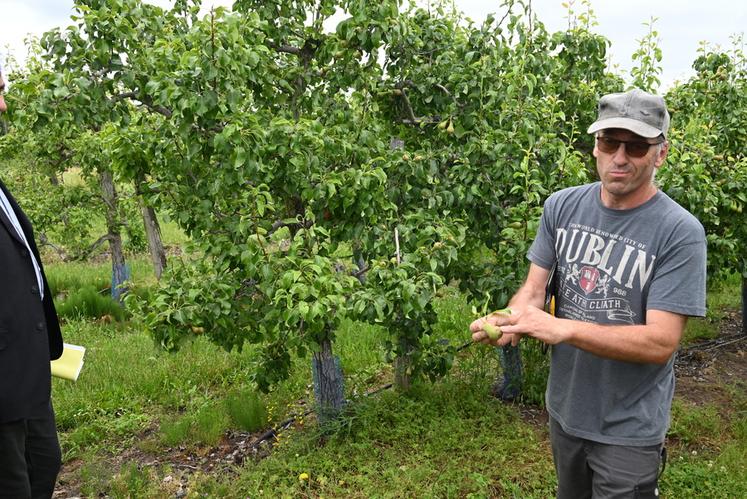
[0,151,64,493]
[471,88,706,498]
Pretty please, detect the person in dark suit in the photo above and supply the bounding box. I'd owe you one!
[0,175,64,497]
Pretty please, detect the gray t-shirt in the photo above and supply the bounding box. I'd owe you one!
[528,182,706,446]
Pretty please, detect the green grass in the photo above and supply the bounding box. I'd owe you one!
[669,400,723,447]
[198,383,556,498]
[160,402,230,448]
[706,272,743,312]
[225,389,269,432]
[682,272,742,345]
[48,263,745,497]
[55,285,126,321]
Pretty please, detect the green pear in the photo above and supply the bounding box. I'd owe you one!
[483,323,502,341]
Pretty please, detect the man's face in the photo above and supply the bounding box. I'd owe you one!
[592,128,668,209]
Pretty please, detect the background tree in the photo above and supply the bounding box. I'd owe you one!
[663,39,747,333]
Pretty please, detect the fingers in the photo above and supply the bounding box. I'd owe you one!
[511,332,524,346]
[469,317,486,333]
[470,311,517,347]
[472,329,519,347]
[470,312,515,333]
[471,330,488,342]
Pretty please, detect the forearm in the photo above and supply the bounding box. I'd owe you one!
[507,280,545,310]
[556,316,683,364]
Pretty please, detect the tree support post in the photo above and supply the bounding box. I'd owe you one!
[311,337,345,425]
[100,169,128,303]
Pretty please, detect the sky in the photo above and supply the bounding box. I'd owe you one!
[1,0,745,90]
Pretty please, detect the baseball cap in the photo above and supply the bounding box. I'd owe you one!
[587,89,670,138]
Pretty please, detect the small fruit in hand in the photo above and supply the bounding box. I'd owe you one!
[483,323,502,340]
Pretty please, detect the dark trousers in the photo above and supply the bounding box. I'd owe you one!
[549,417,662,499]
[0,402,61,499]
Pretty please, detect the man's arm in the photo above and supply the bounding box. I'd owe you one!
[501,307,686,364]
[471,263,688,364]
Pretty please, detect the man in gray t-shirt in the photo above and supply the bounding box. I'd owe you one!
[470,89,706,498]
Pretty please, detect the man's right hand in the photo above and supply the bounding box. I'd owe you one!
[469,311,521,346]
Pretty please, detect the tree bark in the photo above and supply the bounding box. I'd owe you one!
[311,337,345,425]
[100,169,128,302]
[135,175,167,280]
[393,338,413,392]
[394,355,412,392]
[742,275,746,335]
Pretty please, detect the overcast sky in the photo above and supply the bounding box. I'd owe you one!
[1,0,745,90]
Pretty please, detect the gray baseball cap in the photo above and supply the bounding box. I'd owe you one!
[587,89,670,138]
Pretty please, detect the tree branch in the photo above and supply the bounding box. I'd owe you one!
[111,92,173,118]
[38,233,69,261]
[74,234,114,261]
[270,43,303,56]
[396,87,419,124]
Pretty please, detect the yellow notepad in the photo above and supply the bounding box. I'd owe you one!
[51,343,86,381]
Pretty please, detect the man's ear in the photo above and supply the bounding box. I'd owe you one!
[654,141,669,167]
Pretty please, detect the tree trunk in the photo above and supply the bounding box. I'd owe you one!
[135,175,167,280]
[100,169,128,302]
[311,337,345,425]
[393,338,413,392]
[394,355,412,392]
[742,275,746,335]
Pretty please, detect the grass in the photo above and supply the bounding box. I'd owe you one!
[669,400,724,447]
[55,285,127,321]
[682,272,742,345]
[160,402,230,448]
[48,262,745,497]
[214,382,555,498]
[225,389,269,432]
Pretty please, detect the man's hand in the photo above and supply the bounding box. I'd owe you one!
[469,309,523,347]
[468,263,551,348]
[499,305,567,345]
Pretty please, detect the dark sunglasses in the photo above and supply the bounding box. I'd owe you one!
[596,135,664,158]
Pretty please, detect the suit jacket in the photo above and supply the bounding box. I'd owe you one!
[0,179,62,423]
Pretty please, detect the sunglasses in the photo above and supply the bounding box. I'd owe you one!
[596,136,664,158]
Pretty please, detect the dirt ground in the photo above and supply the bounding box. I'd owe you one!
[53,312,745,498]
